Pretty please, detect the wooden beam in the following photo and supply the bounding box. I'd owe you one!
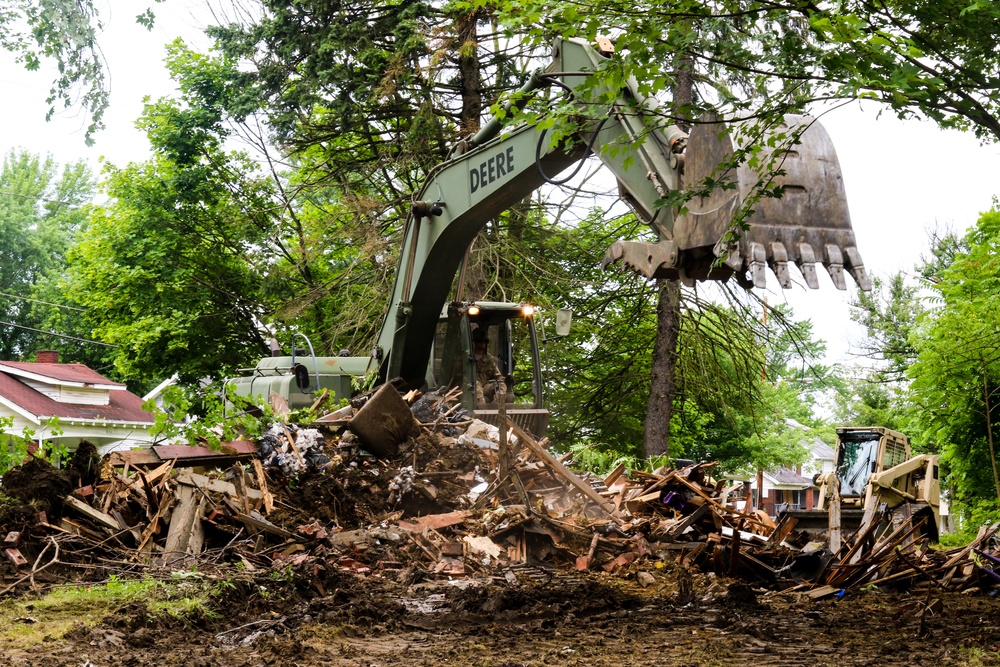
[504,418,617,520]
[176,471,263,502]
[63,495,120,532]
[162,479,206,564]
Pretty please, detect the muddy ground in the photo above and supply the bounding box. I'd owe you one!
[3,568,999,667]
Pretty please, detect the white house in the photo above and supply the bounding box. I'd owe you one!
[0,351,156,456]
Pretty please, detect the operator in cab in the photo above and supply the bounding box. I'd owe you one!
[472,327,506,406]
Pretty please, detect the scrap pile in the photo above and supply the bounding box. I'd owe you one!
[1,384,998,599]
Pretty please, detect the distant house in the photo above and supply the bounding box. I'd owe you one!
[0,351,155,456]
[742,434,839,517]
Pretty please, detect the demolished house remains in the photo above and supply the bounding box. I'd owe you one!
[1,383,997,604]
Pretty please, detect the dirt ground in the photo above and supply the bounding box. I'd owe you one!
[3,567,999,667]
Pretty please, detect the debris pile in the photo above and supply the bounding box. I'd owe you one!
[0,385,998,600]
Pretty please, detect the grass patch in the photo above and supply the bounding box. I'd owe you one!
[0,574,222,648]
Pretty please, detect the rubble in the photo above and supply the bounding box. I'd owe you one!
[0,384,998,602]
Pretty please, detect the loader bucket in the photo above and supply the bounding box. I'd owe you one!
[605,115,871,291]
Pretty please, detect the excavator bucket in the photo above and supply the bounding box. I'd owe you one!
[605,115,871,291]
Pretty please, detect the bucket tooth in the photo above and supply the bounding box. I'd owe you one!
[796,243,820,289]
[602,239,680,279]
[749,242,767,289]
[714,239,743,272]
[844,247,872,291]
[770,241,791,289]
[824,244,847,290]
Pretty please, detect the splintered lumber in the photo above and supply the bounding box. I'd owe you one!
[312,404,354,425]
[231,465,253,515]
[670,475,769,530]
[107,448,161,467]
[576,533,601,571]
[665,503,709,540]
[942,522,998,571]
[176,471,264,502]
[282,425,306,467]
[252,459,275,514]
[505,417,617,519]
[806,585,841,600]
[234,514,296,540]
[154,441,258,466]
[603,462,627,488]
[63,495,120,532]
[398,510,474,533]
[108,441,257,468]
[163,479,206,563]
[764,514,799,547]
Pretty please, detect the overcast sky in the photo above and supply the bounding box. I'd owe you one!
[3,0,1000,367]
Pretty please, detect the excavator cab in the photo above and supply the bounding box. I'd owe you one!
[429,301,549,436]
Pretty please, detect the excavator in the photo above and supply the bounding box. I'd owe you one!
[231,37,870,435]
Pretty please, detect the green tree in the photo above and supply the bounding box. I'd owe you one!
[67,150,274,387]
[849,274,923,383]
[0,1,162,143]
[533,209,816,473]
[0,150,95,360]
[909,208,1000,501]
[489,0,1000,140]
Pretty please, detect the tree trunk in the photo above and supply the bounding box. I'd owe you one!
[455,11,482,136]
[642,52,693,459]
[644,279,681,457]
[982,366,1000,499]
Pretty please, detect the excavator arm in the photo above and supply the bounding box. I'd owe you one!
[377,38,871,389]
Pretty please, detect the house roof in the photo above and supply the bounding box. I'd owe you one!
[808,436,836,460]
[766,467,814,487]
[0,366,153,424]
[0,361,125,389]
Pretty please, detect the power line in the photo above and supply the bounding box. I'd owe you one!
[0,290,85,312]
[0,320,118,347]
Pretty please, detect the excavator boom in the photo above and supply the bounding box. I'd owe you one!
[234,37,872,429]
[378,38,871,388]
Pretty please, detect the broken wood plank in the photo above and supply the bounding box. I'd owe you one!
[231,465,253,515]
[282,425,306,467]
[505,417,618,520]
[764,514,799,547]
[603,462,627,489]
[60,517,106,541]
[107,448,161,467]
[152,441,258,466]
[669,475,767,532]
[175,471,263,501]
[665,504,709,540]
[398,510,474,533]
[234,514,296,540]
[309,388,331,412]
[252,459,275,514]
[63,495,120,532]
[162,479,206,564]
[806,585,841,600]
[269,392,291,416]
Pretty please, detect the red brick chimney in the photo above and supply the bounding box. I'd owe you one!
[35,350,59,364]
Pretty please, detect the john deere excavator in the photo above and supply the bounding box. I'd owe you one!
[231,37,870,435]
